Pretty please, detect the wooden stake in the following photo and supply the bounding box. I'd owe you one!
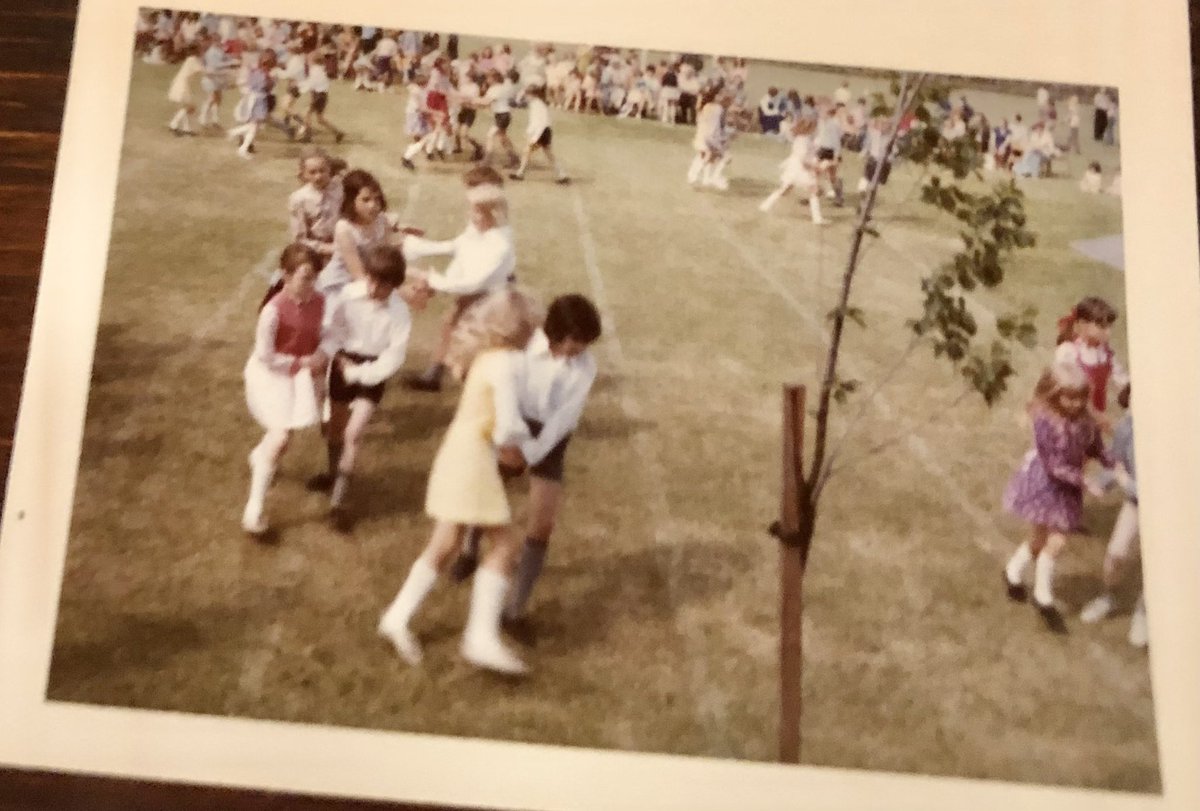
[778,384,806,763]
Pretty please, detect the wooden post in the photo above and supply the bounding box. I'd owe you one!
[777,385,806,763]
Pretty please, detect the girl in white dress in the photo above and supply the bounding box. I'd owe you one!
[167,43,205,136]
[242,244,343,537]
[758,117,827,224]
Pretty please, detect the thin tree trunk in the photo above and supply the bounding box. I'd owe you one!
[778,385,809,763]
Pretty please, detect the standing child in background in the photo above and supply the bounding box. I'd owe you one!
[856,115,896,202]
[1054,296,1129,432]
[1079,385,1146,647]
[276,41,310,132]
[198,34,236,129]
[242,243,342,537]
[452,72,485,161]
[297,39,347,144]
[758,117,827,224]
[1079,161,1103,193]
[400,73,433,170]
[814,103,845,206]
[449,295,603,643]
[508,84,570,184]
[226,50,273,158]
[378,288,544,675]
[477,69,520,168]
[1002,362,1114,634]
[167,43,205,136]
[687,90,733,190]
[307,245,413,532]
[1066,94,1082,154]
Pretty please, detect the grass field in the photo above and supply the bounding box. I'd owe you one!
[45,51,1156,793]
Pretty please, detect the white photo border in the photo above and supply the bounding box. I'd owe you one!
[1,1,1198,809]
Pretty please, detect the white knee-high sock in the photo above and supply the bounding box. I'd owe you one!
[699,160,717,185]
[179,111,193,133]
[239,123,258,152]
[760,187,785,211]
[714,155,731,179]
[435,129,448,151]
[169,108,187,129]
[244,447,275,524]
[1033,551,1056,605]
[463,566,509,644]
[1005,542,1033,584]
[808,195,826,223]
[381,556,439,630]
[403,139,424,161]
[687,154,704,183]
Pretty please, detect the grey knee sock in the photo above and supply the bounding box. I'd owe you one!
[505,537,549,619]
[327,443,343,477]
[421,363,445,384]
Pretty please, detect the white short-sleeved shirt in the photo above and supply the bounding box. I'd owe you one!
[335,281,413,387]
[484,81,514,114]
[513,329,598,465]
[373,37,399,59]
[526,98,551,139]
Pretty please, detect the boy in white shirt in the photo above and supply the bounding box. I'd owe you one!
[308,245,412,532]
[508,84,570,184]
[450,294,604,640]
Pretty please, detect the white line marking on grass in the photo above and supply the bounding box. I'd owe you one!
[571,187,737,756]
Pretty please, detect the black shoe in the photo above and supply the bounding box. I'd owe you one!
[1004,571,1027,602]
[330,505,354,534]
[472,146,484,162]
[508,172,524,181]
[335,131,345,144]
[404,373,442,392]
[306,472,334,493]
[501,614,538,647]
[555,176,571,185]
[449,551,480,583]
[1035,601,1068,634]
[401,157,416,171]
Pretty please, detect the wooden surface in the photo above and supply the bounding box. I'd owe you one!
[0,2,1197,809]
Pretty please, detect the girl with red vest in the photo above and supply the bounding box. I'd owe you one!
[1053,296,1129,432]
[242,243,345,538]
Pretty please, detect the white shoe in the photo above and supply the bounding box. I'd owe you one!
[461,633,527,675]
[379,619,423,665]
[237,148,253,161]
[707,177,729,191]
[241,507,267,536]
[812,217,830,226]
[758,199,773,213]
[1128,606,1149,648]
[1080,593,1115,624]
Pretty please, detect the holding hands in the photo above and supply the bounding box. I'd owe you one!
[400,271,434,311]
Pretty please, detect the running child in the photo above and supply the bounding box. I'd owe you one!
[241,243,343,537]
[400,73,434,170]
[1079,385,1147,647]
[1002,361,1115,634]
[508,84,570,184]
[378,288,544,675]
[758,116,827,224]
[307,245,413,532]
[448,295,603,643]
[167,42,205,136]
[297,37,347,144]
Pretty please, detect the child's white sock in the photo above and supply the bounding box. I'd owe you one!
[169,108,187,130]
[687,154,704,184]
[856,176,870,194]
[808,195,827,224]
[403,140,424,161]
[242,446,274,530]
[1033,550,1056,606]
[461,567,526,674]
[435,130,448,152]
[1005,542,1033,585]
[381,556,439,631]
[760,187,784,212]
[180,112,193,133]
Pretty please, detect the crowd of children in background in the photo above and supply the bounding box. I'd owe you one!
[140,10,1145,663]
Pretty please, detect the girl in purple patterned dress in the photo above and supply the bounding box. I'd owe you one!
[1002,362,1114,633]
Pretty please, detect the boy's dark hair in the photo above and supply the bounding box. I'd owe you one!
[279,242,321,275]
[1074,295,1119,326]
[544,294,602,344]
[340,169,388,220]
[362,244,406,288]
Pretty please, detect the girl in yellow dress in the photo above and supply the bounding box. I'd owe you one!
[379,287,543,675]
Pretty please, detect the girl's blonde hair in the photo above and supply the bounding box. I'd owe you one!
[1029,361,1091,420]
[446,287,544,380]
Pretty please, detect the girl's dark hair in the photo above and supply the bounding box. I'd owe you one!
[339,169,387,220]
[279,242,321,275]
[544,294,602,344]
[362,244,406,288]
[464,164,504,187]
[1057,295,1118,343]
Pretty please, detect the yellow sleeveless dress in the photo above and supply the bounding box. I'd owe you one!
[425,349,518,525]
